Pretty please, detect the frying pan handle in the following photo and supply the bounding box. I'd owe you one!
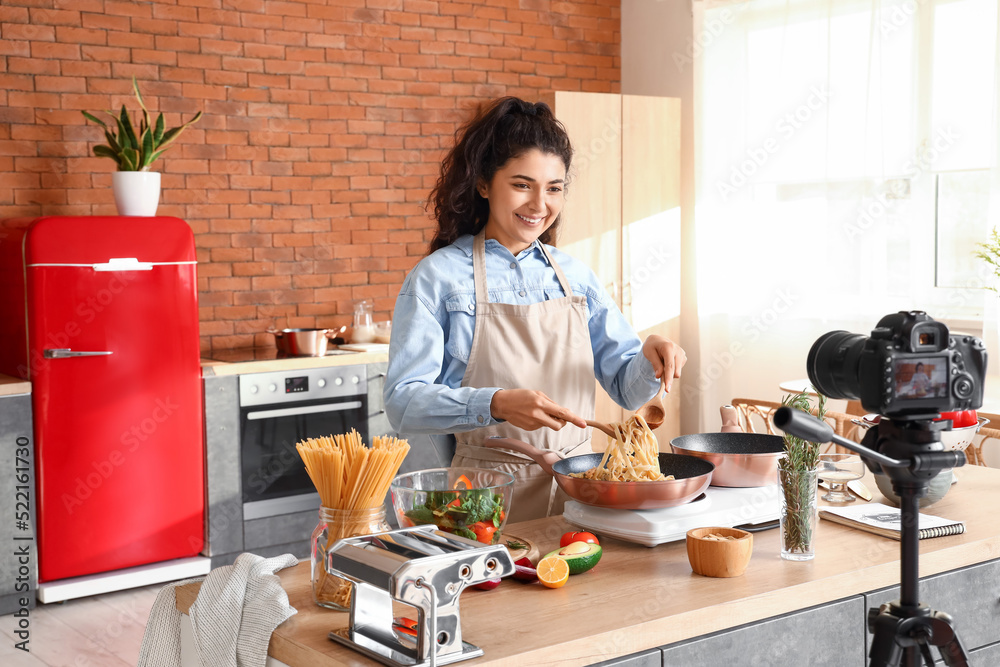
[483,437,564,476]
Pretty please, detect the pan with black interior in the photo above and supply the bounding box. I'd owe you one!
[669,432,785,487]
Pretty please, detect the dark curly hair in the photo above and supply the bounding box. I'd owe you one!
[428,97,573,253]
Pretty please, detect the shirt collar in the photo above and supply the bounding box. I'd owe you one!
[454,235,551,264]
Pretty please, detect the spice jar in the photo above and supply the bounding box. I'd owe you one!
[310,505,390,610]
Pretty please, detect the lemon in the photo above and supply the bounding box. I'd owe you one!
[536,556,570,589]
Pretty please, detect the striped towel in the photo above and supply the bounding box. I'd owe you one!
[137,553,299,667]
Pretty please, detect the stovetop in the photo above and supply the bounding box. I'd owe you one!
[204,346,360,363]
[563,484,783,547]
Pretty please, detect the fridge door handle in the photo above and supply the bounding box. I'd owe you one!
[44,348,114,359]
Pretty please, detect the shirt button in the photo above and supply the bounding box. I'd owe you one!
[518,290,526,297]
[468,303,475,311]
[509,262,517,269]
[477,415,485,424]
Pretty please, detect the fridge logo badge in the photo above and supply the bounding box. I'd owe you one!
[60,396,179,515]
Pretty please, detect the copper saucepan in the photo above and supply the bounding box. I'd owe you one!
[266,326,346,356]
[669,433,785,487]
[483,438,714,510]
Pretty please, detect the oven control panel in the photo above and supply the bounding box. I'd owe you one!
[238,365,368,407]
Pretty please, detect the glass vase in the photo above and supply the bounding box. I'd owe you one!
[310,505,389,610]
[779,466,819,561]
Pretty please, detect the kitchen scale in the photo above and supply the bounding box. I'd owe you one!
[563,484,783,547]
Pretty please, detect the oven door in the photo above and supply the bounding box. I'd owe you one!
[240,395,368,520]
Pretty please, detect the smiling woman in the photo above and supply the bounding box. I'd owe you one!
[383,97,688,522]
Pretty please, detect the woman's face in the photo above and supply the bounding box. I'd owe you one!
[478,148,566,254]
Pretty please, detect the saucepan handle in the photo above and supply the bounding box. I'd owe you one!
[483,437,564,476]
[266,327,284,338]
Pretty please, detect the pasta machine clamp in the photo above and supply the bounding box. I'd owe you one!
[325,524,515,667]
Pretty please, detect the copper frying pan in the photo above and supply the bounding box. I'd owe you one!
[483,438,715,510]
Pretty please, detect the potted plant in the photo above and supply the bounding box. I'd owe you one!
[778,390,826,561]
[81,77,202,216]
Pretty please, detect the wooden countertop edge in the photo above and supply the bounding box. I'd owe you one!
[201,352,388,376]
[0,374,30,396]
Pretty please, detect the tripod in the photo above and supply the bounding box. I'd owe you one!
[774,408,970,667]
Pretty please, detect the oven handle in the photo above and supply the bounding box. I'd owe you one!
[246,400,364,421]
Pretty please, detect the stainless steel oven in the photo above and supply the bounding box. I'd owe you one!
[239,365,368,520]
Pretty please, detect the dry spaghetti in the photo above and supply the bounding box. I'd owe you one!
[571,414,673,482]
[296,430,410,609]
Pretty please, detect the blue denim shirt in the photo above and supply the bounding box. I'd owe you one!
[383,235,660,436]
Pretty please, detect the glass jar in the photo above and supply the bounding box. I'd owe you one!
[779,466,819,561]
[310,505,390,610]
[352,300,375,344]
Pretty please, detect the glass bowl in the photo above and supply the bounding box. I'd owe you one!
[374,320,392,344]
[390,467,514,545]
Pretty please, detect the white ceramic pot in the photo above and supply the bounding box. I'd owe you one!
[112,171,161,216]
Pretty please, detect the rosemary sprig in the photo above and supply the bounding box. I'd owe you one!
[778,391,827,554]
[505,539,528,551]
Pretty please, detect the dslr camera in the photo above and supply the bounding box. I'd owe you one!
[806,311,986,418]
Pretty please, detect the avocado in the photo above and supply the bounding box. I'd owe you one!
[543,541,602,575]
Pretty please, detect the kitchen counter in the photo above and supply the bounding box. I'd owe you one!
[201,350,389,376]
[0,373,30,396]
[174,465,1000,666]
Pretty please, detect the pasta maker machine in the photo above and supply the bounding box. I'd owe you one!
[326,524,515,667]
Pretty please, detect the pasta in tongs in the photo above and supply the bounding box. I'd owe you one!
[571,414,673,481]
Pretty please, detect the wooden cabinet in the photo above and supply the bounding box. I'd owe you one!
[541,92,683,446]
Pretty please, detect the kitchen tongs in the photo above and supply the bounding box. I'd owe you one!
[326,524,515,667]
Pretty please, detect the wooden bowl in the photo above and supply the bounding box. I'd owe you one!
[686,526,753,578]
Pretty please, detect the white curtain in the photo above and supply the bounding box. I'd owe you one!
[690,0,1000,432]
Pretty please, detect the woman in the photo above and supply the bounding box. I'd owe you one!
[384,97,687,522]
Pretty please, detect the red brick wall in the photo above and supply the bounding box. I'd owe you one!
[0,0,620,352]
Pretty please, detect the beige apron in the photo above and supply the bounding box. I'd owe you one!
[450,231,596,523]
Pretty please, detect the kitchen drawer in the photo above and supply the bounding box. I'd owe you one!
[589,648,661,667]
[659,596,866,667]
[865,558,1000,653]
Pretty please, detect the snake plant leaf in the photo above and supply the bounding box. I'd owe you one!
[153,113,165,145]
[121,147,140,172]
[132,76,151,135]
[81,111,109,131]
[119,105,139,152]
[155,111,202,151]
[140,129,155,168]
[148,148,166,165]
[91,145,122,167]
[103,130,121,154]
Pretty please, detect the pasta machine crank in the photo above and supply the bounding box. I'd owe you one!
[325,524,515,667]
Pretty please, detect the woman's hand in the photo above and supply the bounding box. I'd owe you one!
[490,389,588,431]
[642,335,687,393]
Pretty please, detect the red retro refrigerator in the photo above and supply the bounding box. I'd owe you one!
[0,216,205,583]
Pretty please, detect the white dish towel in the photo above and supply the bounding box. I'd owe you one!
[137,553,299,667]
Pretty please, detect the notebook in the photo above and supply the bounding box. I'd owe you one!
[819,503,965,540]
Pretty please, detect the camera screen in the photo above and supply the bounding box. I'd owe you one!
[894,358,948,399]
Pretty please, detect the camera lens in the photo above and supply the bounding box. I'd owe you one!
[806,330,867,400]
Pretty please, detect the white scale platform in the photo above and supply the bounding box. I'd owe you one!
[563,484,783,547]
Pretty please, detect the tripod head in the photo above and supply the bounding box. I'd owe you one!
[773,408,966,495]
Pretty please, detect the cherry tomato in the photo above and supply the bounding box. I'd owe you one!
[938,410,978,428]
[471,521,497,544]
[957,410,978,428]
[559,531,599,548]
